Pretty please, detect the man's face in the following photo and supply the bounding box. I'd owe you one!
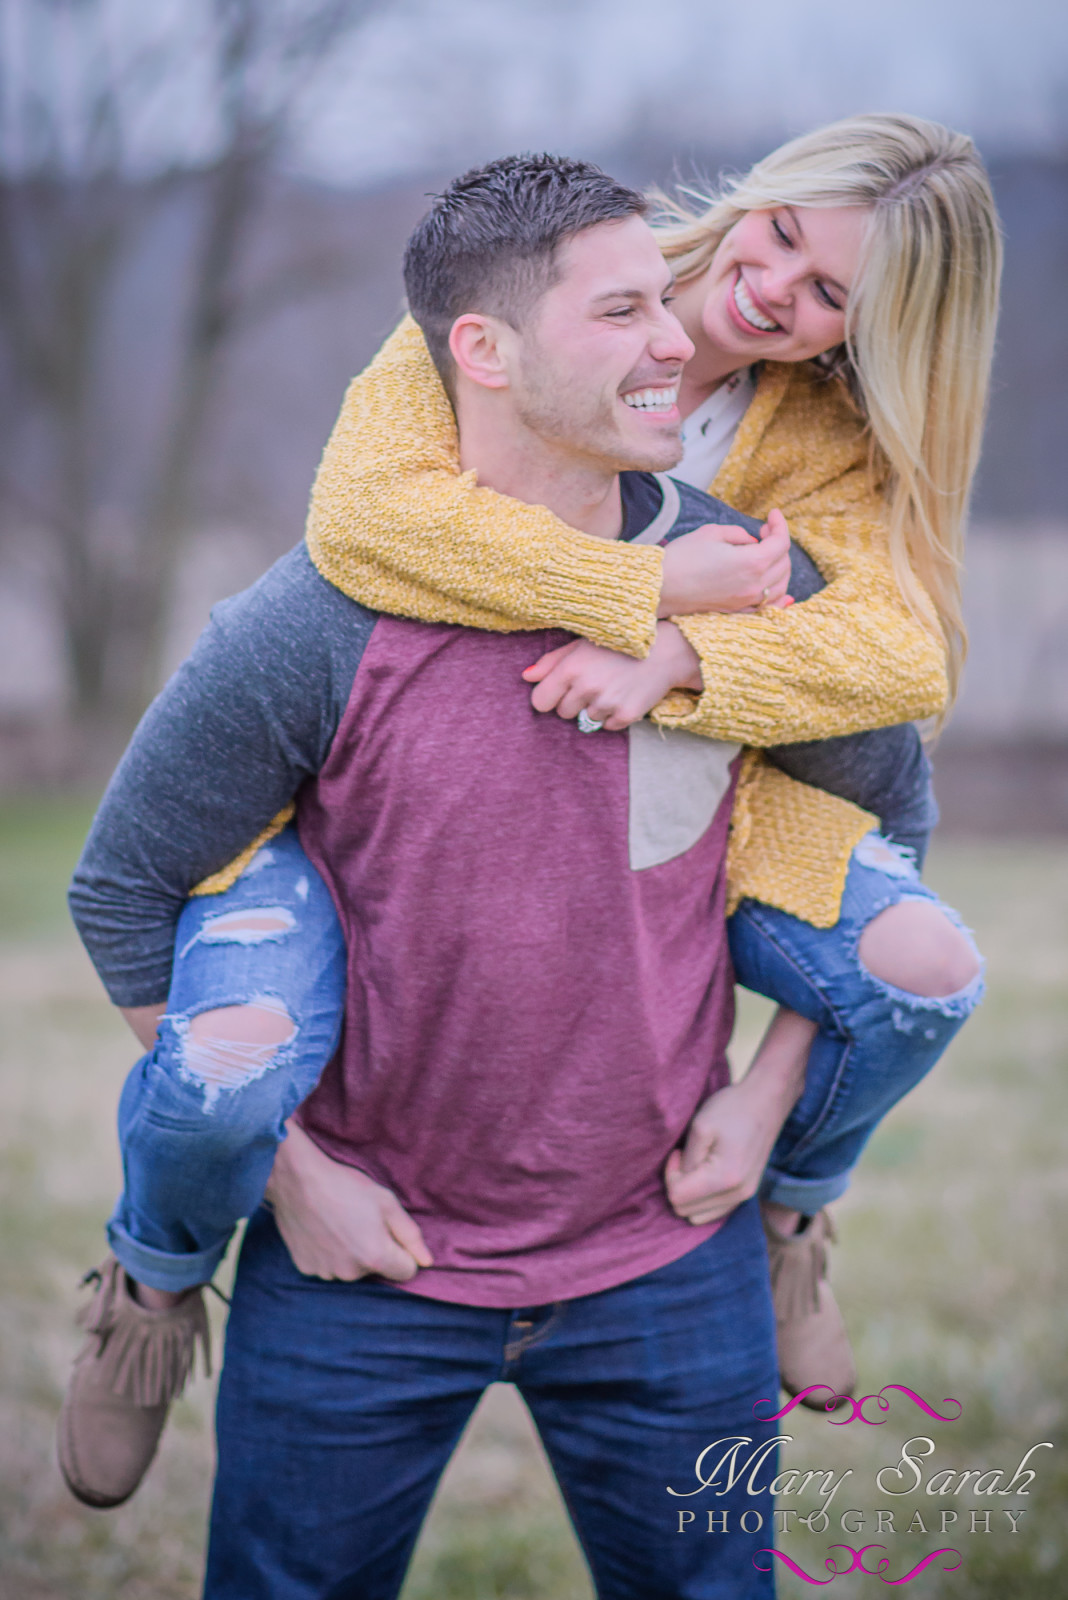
[510,214,696,474]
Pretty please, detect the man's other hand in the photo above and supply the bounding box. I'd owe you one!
[664,1077,784,1227]
[522,620,702,730]
[664,1007,816,1226]
[265,1119,433,1281]
[658,508,793,616]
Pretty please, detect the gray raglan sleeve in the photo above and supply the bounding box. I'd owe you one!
[68,546,377,1008]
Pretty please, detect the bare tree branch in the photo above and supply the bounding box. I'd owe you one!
[0,0,382,725]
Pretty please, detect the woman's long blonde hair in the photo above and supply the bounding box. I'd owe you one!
[652,113,1002,708]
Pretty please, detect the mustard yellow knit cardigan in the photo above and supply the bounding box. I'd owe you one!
[196,318,948,926]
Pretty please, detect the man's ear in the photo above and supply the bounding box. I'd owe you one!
[448,314,515,391]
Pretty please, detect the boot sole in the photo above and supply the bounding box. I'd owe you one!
[57,1398,144,1510]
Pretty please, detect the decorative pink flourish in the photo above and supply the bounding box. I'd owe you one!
[754,1385,962,1425]
[878,1549,964,1583]
[754,1387,849,1420]
[753,1545,963,1585]
[862,1386,963,1424]
[752,1547,847,1584]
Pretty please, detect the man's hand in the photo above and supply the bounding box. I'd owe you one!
[265,1118,433,1282]
[664,1008,816,1226]
[522,620,702,730]
[658,508,793,617]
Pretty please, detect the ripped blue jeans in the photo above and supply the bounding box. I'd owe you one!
[730,830,984,1214]
[108,828,346,1291]
[108,827,983,1291]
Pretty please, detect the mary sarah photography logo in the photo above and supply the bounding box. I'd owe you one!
[666,1385,1053,1585]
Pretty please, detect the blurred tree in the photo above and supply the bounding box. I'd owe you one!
[0,0,379,738]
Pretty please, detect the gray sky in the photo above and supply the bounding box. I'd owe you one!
[301,0,1068,184]
[4,0,1066,183]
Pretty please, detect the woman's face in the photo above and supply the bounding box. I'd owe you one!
[694,204,871,368]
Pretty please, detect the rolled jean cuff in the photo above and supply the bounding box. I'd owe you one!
[760,1165,852,1215]
[106,1216,229,1293]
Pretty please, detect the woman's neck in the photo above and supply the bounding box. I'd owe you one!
[671,272,746,419]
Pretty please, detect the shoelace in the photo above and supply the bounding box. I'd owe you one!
[77,1266,231,1306]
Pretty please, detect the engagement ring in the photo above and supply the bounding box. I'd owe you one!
[577,710,604,734]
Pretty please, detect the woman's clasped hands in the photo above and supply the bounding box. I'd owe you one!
[522,509,794,731]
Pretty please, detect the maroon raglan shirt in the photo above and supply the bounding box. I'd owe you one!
[296,615,738,1307]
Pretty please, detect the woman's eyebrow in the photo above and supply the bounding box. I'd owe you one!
[784,206,851,298]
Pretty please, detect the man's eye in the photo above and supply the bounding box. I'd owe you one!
[606,307,635,318]
[662,294,676,307]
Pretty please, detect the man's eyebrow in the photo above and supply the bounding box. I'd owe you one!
[590,275,677,304]
[784,205,850,297]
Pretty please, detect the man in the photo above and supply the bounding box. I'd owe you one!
[68,156,801,1597]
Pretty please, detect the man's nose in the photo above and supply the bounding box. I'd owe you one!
[649,304,695,366]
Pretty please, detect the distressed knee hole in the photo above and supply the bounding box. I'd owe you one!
[178,1001,297,1108]
[196,906,296,946]
[858,901,981,999]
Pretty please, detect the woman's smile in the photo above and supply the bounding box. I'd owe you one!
[731,272,782,333]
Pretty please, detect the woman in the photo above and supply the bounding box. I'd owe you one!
[301,110,996,1268]
[61,116,998,1509]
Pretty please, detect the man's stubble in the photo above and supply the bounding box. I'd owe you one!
[514,334,684,478]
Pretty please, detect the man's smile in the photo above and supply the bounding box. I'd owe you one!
[621,384,680,415]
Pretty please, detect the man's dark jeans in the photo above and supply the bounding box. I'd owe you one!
[205,1198,779,1600]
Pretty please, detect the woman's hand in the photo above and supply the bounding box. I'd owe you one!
[658,508,794,616]
[522,621,703,731]
[664,1008,816,1226]
[664,1076,787,1226]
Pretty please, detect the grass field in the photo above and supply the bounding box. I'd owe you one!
[0,800,1065,1598]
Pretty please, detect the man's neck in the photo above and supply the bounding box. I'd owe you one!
[456,403,623,542]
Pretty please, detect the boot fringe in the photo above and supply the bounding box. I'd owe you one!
[104,1303,211,1406]
[76,1256,212,1406]
[764,1211,832,1322]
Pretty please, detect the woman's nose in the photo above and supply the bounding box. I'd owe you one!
[758,267,798,308]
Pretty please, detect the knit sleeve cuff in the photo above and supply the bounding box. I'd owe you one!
[535,535,662,657]
[652,602,948,746]
[653,613,792,744]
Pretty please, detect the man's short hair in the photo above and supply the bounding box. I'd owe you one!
[403,153,647,392]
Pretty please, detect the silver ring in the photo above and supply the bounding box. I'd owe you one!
[761,586,770,602]
[577,709,604,734]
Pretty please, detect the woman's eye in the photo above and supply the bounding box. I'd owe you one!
[815,282,843,312]
[772,216,792,247]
